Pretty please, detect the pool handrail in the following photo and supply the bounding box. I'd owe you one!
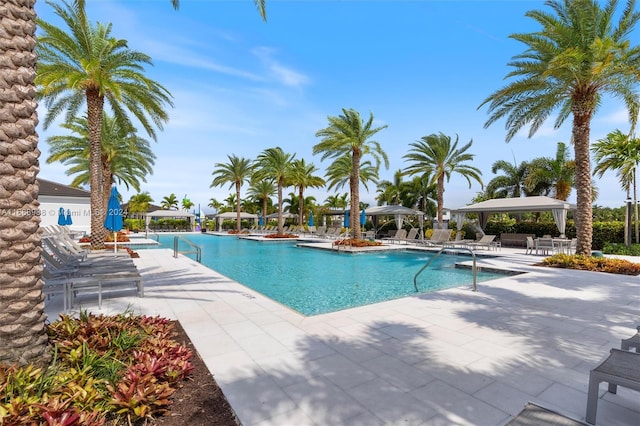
[414,247,477,292]
[173,235,202,263]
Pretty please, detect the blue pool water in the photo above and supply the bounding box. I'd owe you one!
[145,234,507,316]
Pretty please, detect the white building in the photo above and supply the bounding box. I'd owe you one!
[38,178,91,235]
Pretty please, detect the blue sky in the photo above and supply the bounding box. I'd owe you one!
[35,0,638,212]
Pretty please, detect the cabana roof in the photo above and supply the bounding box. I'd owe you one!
[365,205,424,216]
[216,211,258,219]
[453,196,575,213]
[144,210,195,218]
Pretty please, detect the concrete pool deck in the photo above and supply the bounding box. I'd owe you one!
[45,246,639,425]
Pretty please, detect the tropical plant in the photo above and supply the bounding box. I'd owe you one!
[314,108,388,239]
[526,142,576,200]
[480,0,640,254]
[485,159,532,199]
[324,193,349,210]
[247,179,276,221]
[208,198,224,212]
[404,133,483,225]
[210,155,255,232]
[254,147,295,234]
[376,170,405,206]
[403,175,437,215]
[160,193,179,210]
[36,0,172,248]
[290,159,325,226]
[45,114,156,212]
[0,0,50,367]
[127,192,154,217]
[181,194,194,211]
[592,129,640,243]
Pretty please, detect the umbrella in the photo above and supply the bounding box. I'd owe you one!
[259,215,264,226]
[308,211,314,227]
[360,209,366,226]
[104,187,123,253]
[57,207,66,226]
[344,210,350,227]
[65,209,73,225]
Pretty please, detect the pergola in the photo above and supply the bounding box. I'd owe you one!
[214,211,258,231]
[452,196,576,237]
[365,205,425,238]
[143,210,196,235]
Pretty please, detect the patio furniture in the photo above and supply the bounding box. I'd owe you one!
[585,348,640,424]
[467,234,497,250]
[535,237,555,255]
[622,326,640,352]
[526,236,535,255]
[507,402,588,426]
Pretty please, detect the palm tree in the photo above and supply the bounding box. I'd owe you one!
[254,147,295,235]
[480,0,640,254]
[485,159,531,199]
[376,170,405,206]
[526,142,576,201]
[290,159,325,226]
[36,0,173,248]
[314,108,388,240]
[161,193,179,210]
[247,179,276,222]
[404,175,438,215]
[325,193,349,210]
[127,192,154,217]
[208,198,223,213]
[181,194,194,211]
[404,133,483,226]
[593,129,640,243]
[210,155,255,232]
[0,0,50,367]
[46,114,156,213]
[0,0,267,369]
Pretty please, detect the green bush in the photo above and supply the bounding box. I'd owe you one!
[602,242,640,256]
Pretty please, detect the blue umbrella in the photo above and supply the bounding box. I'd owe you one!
[360,209,366,226]
[104,187,123,252]
[57,207,66,226]
[65,209,73,225]
[259,215,264,226]
[344,210,350,227]
[308,211,314,227]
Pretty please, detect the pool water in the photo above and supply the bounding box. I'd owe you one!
[147,234,507,316]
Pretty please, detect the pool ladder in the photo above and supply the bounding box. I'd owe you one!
[173,235,202,263]
[413,247,477,292]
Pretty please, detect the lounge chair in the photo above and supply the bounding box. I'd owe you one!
[507,402,588,426]
[467,234,497,251]
[421,229,453,246]
[398,228,419,244]
[585,348,640,424]
[384,229,407,243]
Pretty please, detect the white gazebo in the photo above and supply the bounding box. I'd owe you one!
[144,210,195,235]
[215,211,258,231]
[452,196,576,237]
[365,205,425,238]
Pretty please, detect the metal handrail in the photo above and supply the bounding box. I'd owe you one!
[413,246,477,292]
[173,236,202,263]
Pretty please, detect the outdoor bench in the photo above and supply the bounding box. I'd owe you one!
[499,233,535,247]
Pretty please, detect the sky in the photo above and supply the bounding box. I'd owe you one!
[34,0,639,213]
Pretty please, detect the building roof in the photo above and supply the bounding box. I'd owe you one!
[38,178,90,198]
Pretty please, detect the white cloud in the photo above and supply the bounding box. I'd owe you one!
[252,46,310,88]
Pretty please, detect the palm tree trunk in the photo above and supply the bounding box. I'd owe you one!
[87,89,105,248]
[437,174,445,227]
[235,182,241,232]
[0,0,50,366]
[634,168,638,244]
[277,179,283,235]
[572,108,593,255]
[298,187,304,227]
[352,151,362,240]
[262,198,268,228]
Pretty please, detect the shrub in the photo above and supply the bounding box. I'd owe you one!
[541,254,640,275]
[0,312,194,425]
[602,242,640,256]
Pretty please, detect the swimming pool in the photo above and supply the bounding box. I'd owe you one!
[147,234,507,316]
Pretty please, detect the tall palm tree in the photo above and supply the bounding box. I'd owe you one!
[526,142,576,201]
[314,108,388,240]
[0,0,50,367]
[485,159,531,199]
[290,159,325,226]
[404,133,483,226]
[36,0,173,248]
[161,193,179,210]
[593,129,640,243]
[480,0,640,255]
[46,114,156,213]
[254,147,295,235]
[247,179,276,222]
[127,192,154,217]
[210,155,255,232]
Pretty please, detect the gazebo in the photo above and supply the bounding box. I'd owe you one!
[143,210,196,235]
[364,205,425,238]
[214,211,258,231]
[452,196,576,237]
